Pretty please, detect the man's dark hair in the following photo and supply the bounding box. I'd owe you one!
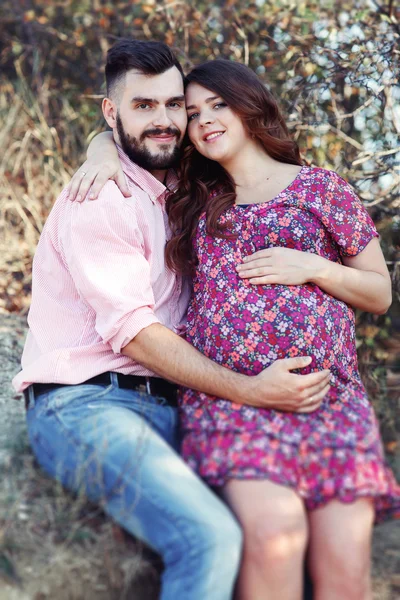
[105,39,184,99]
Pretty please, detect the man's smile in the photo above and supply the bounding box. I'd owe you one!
[147,133,177,143]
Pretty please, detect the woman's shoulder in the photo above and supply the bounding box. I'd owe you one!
[301,165,344,181]
[299,165,348,187]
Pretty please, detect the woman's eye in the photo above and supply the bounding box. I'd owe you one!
[188,113,199,121]
[214,102,227,110]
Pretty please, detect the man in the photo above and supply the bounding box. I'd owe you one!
[13,39,330,600]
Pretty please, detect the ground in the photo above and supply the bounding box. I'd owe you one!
[0,313,399,600]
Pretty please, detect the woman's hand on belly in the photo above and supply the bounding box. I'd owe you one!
[236,247,324,286]
[236,241,392,314]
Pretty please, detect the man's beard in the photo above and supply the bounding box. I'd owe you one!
[116,113,182,171]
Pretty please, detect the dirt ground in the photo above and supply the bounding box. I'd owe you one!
[0,312,399,600]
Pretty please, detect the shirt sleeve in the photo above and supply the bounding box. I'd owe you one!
[64,183,160,353]
[317,170,379,257]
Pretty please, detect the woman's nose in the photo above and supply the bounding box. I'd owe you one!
[199,113,215,127]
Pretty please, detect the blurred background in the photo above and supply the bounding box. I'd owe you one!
[0,1,399,598]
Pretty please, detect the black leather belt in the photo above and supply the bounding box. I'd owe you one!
[24,372,178,408]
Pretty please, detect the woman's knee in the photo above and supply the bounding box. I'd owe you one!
[243,511,308,567]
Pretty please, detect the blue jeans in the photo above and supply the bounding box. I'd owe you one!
[26,374,242,600]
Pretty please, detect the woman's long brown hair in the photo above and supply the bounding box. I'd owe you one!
[165,59,302,275]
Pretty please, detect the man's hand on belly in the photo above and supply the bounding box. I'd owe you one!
[245,356,331,413]
[122,325,330,413]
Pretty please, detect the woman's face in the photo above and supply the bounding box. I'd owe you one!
[185,82,251,165]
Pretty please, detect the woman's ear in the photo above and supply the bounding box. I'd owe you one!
[102,97,117,129]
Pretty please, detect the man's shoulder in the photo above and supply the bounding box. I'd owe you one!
[68,179,155,239]
[95,179,150,210]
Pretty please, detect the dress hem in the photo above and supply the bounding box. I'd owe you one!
[203,469,400,524]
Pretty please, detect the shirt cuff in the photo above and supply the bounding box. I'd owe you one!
[108,307,160,353]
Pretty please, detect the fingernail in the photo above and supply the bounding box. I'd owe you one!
[89,193,94,200]
[77,194,82,202]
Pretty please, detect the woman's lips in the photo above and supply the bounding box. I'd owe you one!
[203,131,225,143]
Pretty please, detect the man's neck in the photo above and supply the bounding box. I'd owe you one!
[150,169,168,183]
[114,137,168,184]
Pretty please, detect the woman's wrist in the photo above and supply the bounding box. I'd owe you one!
[87,131,115,159]
[308,254,333,286]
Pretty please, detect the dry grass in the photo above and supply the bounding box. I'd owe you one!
[0,467,161,600]
[0,65,102,313]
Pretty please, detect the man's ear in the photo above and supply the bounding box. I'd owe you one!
[102,97,117,129]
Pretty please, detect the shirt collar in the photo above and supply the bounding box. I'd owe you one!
[116,145,177,205]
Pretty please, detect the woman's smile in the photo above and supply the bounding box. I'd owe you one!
[203,131,225,143]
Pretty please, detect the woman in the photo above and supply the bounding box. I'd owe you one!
[69,59,400,600]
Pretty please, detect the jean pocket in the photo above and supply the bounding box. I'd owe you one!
[40,384,114,415]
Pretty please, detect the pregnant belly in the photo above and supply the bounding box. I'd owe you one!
[186,282,356,376]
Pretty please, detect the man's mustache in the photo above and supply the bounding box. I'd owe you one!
[140,127,181,141]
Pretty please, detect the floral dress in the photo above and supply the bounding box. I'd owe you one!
[179,166,400,523]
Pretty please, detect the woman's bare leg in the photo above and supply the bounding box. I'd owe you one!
[308,498,374,600]
[222,479,308,600]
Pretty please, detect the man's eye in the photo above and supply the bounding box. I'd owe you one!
[137,103,151,110]
[169,102,183,109]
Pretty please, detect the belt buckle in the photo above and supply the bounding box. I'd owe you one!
[145,377,152,395]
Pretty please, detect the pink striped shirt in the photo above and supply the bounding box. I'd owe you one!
[13,147,190,392]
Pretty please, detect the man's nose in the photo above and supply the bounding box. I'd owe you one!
[152,106,172,128]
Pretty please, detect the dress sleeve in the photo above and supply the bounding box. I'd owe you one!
[317,171,379,257]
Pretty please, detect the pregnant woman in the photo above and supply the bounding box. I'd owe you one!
[70,59,400,600]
